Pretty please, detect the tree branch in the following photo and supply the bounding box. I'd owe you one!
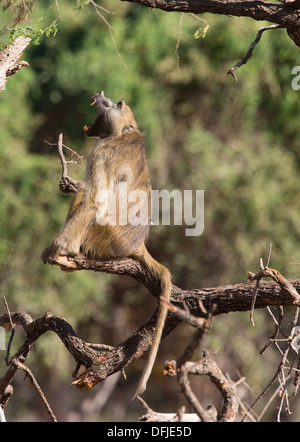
[123,0,300,50]
[10,358,58,422]
[227,24,283,82]
[1,257,299,404]
[123,0,300,27]
[55,255,300,314]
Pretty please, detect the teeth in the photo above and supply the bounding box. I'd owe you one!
[83,124,89,132]
[90,97,96,106]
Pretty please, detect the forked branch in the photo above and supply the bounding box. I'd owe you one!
[1,261,298,420]
[1,256,299,394]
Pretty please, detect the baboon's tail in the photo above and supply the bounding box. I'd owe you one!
[132,245,171,399]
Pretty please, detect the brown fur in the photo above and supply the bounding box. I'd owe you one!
[41,91,171,397]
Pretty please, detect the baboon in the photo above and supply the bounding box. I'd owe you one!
[41,91,171,398]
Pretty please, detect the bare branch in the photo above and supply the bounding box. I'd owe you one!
[123,0,300,67]
[227,25,283,81]
[90,0,127,68]
[56,133,83,194]
[0,264,299,396]
[162,301,238,421]
[10,358,57,422]
[2,296,15,365]
[54,255,300,313]
[247,267,300,304]
[122,0,300,30]
[242,306,300,421]
[165,356,240,421]
[260,306,284,354]
[0,36,31,91]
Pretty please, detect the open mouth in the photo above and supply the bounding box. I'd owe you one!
[84,91,120,136]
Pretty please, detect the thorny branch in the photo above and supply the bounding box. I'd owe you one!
[138,287,300,422]
[241,306,300,422]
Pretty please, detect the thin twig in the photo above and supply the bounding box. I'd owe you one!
[242,305,299,421]
[62,144,86,164]
[56,133,82,193]
[249,244,273,326]
[57,133,67,178]
[11,358,58,422]
[241,369,279,421]
[44,139,86,164]
[266,243,272,268]
[90,0,127,69]
[2,297,15,365]
[248,267,300,304]
[260,306,284,354]
[54,0,63,20]
[175,13,184,71]
[250,279,260,327]
[277,372,293,422]
[178,362,211,421]
[256,383,282,422]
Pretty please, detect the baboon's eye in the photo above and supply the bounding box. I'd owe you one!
[122,125,134,133]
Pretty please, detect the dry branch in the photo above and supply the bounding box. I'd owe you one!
[123,0,300,37]
[162,299,238,421]
[0,36,31,91]
[1,256,299,396]
[1,139,299,418]
[45,255,300,393]
[55,254,300,313]
[227,25,283,81]
[10,358,57,422]
[123,0,300,78]
[164,357,239,421]
[0,256,299,421]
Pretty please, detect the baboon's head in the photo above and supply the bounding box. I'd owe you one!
[84,91,138,138]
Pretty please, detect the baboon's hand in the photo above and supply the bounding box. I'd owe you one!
[41,240,82,264]
[59,178,80,194]
[41,243,61,264]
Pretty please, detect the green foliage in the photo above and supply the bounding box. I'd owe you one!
[74,0,92,10]
[0,21,58,47]
[1,0,34,25]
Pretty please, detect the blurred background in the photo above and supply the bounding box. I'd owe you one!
[1,0,300,422]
